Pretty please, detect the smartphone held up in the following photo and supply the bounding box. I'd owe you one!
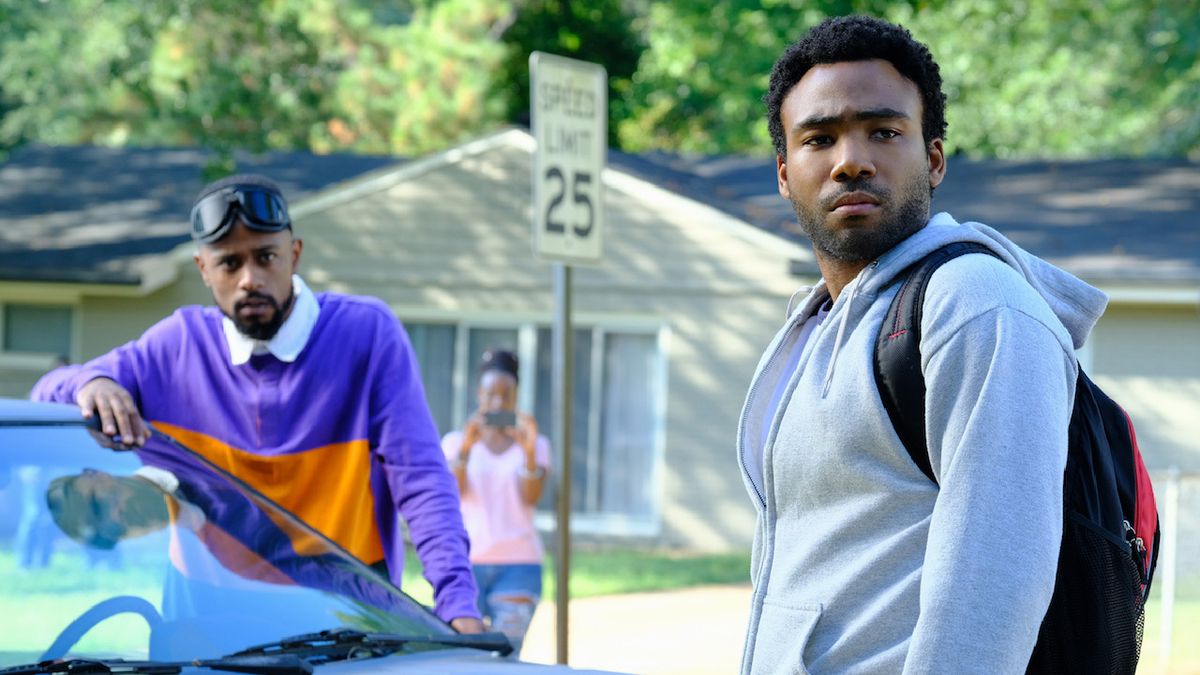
[483,409,517,428]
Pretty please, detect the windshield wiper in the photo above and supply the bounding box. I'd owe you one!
[228,628,513,661]
[0,655,312,675]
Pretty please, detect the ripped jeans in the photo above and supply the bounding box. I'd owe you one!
[472,563,543,657]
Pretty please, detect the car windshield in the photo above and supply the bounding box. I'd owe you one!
[0,401,451,666]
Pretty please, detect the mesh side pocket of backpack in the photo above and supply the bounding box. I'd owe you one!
[1026,513,1145,675]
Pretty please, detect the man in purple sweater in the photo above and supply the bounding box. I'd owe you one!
[32,174,483,631]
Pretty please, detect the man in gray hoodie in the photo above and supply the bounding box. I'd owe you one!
[738,15,1109,674]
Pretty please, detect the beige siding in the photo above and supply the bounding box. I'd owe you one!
[298,143,803,309]
[0,365,46,398]
[657,293,787,550]
[0,272,210,400]
[8,137,801,551]
[293,139,806,550]
[1091,304,1200,471]
[78,275,211,360]
[30,135,1195,553]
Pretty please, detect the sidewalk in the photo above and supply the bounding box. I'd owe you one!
[519,584,752,674]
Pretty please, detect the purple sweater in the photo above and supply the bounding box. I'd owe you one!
[32,293,479,622]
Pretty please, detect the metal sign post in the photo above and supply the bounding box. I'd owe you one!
[550,262,572,664]
[529,51,607,666]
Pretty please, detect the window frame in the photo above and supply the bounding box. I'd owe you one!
[396,307,668,537]
[0,300,79,368]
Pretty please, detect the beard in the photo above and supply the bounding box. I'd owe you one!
[789,170,932,264]
[224,289,295,341]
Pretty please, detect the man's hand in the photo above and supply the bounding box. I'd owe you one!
[77,377,149,446]
[450,616,485,634]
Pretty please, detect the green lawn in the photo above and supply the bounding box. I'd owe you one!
[1141,590,1200,674]
[0,551,163,662]
[404,548,1200,673]
[10,544,1195,673]
[400,547,752,606]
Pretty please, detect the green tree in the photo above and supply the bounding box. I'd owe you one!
[896,0,1200,158]
[493,0,644,146]
[307,0,511,155]
[0,0,510,164]
[616,0,903,155]
[2,0,1196,161]
[616,0,1200,158]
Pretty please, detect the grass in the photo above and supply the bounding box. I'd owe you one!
[404,548,1200,673]
[1141,584,1200,674]
[400,547,752,606]
[10,543,1194,673]
[0,549,163,663]
[547,548,751,599]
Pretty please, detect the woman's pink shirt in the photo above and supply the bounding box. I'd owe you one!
[442,431,552,564]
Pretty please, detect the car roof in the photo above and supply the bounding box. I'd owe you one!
[0,399,86,424]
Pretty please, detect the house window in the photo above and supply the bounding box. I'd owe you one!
[3,304,72,358]
[533,327,594,515]
[462,327,521,426]
[405,318,664,532]
[405,322,457,436]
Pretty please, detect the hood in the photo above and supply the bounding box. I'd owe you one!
[324,647,630,673]
[790,212,1109,399]
[796,212,1108,351]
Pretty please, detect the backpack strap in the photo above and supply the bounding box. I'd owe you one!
[874,241,1000,485]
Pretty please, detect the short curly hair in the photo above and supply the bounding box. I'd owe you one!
[765,15,947,159]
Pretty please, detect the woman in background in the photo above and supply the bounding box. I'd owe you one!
[442,348,551,655]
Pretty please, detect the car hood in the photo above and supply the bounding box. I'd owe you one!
[318,647,629,674]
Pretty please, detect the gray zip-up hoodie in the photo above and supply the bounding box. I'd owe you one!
[737,212,1109,674]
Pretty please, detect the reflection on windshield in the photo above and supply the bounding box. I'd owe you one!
[0,421,448,666]
[47,468,170,551]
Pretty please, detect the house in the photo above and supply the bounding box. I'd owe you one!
[608,150,1200,474]
[3,132,1196,553]
[0,143,395,392]
[0,131,812,551]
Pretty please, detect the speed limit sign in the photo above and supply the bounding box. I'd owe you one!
[530,52,606,264]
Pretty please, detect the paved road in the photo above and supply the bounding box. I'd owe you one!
[517,585,1200,674]
[519,584,752,674]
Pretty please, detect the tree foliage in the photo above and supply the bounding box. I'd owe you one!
[0,0,509,165]
[618,0,1200,158]
[895,0,1200,158]
[0,0,1196,160]
[494,0,644,146]
[616,0,902,154]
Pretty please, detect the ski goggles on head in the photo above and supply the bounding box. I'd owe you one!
[190,185,291,244]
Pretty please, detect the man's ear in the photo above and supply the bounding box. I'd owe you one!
[927,138,947,189]
[291,236,303,270]
[193,250,211,288]
[777,154,791,199]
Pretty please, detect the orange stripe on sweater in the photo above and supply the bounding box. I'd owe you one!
[152,422,384,564]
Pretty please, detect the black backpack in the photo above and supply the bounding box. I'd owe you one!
[874,242,1160,674]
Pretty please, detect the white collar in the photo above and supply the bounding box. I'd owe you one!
[222,275,320,366]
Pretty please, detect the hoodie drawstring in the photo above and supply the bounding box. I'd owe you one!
[821,264,874,398]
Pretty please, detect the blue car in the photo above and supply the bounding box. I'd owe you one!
[0,400,619,674]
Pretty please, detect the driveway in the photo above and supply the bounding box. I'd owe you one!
[519,584,752,674]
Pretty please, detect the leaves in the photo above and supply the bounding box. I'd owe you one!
[616,0,1200,158]
[493,0,644,146]
[617,0,903,154]
[893,0,1200,158]
[0,0,1196,161]
[0,0,508,161]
